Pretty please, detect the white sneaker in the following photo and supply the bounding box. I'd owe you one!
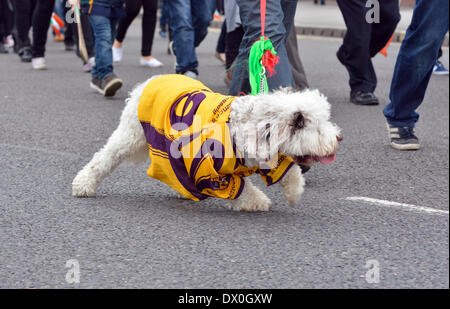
[183,71,198,79]
[5,35,14,48]
[32,57,47,70]
[83,57,95,72]
[112,46,123,63]
[140,57,163,68]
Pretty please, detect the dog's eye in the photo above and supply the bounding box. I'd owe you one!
[293,112,305,129]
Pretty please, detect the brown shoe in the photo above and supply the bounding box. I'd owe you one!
[90,77,103,95]
[101,74,123,97]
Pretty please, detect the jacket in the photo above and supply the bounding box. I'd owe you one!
[138,75,294,201]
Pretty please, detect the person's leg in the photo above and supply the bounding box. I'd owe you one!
[31,0,54,58]
[383,0,449,129]
[63,0,76,48]
[3,0,14,36]
[141,0,157,57]
[13,0,33,50]
[89,14,114,81]
[82,14,95,59]
[216,20,226,54]
[0,0,6,42]
[115,0,141,44]
[225,25,244,70]
[159,0,169,33]
[89,15,122,96]
[229,0,296,95]
[369,0,400,57]
[168,0,197,74]
[286,25,309,91]
[336,0,375,93]
[191,0,214,48]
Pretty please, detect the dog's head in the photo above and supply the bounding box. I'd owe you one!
[231,88,342,166]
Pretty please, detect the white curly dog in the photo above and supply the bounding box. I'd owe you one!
[73,75,342,212]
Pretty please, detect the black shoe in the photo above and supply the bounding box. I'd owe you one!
[350,91,379,105]
[0,42,8,54]
[65,43,76,51]
[386,123,420,151]
[18,47,32,62]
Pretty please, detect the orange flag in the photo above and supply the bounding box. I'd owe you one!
[379,34,394,57]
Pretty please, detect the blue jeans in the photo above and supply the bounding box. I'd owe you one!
[383,0,449,128]
[168,0,215,74]
[229,0,297,95]
[160,0,169,29]
[88,14,119,81]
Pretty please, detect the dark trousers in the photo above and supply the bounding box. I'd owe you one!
[14,0,54,57]
[62,0,75,46]
[225,25,243,70]
[64,1,95,60]
[286,25,308,91]
[116,0,157,57]
[337,0,400,93]
[216,20,226,53]
[0,0,14,40]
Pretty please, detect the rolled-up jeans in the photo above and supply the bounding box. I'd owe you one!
[88,14,119,81]
[229,0,297,95]
[383,0,449,128]
[168,0,215,74]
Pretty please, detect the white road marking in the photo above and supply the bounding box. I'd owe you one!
[344,196,449,216]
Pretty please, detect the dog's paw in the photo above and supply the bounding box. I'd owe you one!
[283,183,304,207]
[232,189,272,212]
[280,165,305,207]
[72,171,97,197]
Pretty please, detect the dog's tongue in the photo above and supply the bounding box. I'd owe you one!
[314,154,336,165]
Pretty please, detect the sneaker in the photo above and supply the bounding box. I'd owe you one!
[101,74,123,97]
[19,47,32,62]
[112,46,123,63]
[433,60,449,75]
[32,57,48,70]
[183,71,197,79]
[159,30,167,38]
[5,35,14,48]
[83,57,95,72]
[140,57,163,68]
[90,77,103,94]
[386,123,420,151]
[350,91,379,105]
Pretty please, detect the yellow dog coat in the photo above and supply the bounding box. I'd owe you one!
[138,75,294,201]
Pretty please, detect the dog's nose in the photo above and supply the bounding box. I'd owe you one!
[337,134,343,142]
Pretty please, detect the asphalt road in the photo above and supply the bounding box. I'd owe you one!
[0,24,448,289]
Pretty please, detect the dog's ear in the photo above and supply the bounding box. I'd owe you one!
[292,112,305,130]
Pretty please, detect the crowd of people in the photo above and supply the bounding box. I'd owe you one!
[0,0,448,152]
